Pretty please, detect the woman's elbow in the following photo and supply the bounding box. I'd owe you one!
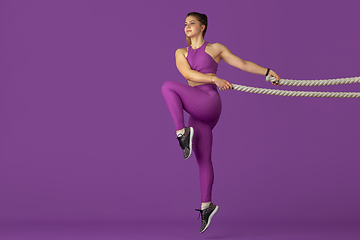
[183,71,193,81]
[239,60,249,71]
[186,73,194,81]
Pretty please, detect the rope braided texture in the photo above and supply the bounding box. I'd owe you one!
[231,84,360,98]
[230,75,360,98]
[266,75,360,86]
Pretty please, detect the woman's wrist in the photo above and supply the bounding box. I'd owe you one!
[265,68,270,76]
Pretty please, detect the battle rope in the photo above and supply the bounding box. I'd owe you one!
[265,75,360,86]
[231,76,360,98]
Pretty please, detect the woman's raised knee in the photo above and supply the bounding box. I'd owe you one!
[161,81,176,93]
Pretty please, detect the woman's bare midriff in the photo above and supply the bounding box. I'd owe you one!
[187,73,216,87]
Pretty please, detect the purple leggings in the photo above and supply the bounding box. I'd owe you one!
[161,81,222,203]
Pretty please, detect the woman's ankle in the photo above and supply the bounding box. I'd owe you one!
[201,202,211,210]
[176,128,185,137]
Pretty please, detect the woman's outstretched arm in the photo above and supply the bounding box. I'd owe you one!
[175,48,233,90]
[217,43,281,85]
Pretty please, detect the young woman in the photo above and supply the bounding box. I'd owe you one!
[161,12,280,233]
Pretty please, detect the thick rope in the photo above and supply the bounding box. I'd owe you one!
[231,84,360,98]
[230,75,360,98]
[266,75,360,86]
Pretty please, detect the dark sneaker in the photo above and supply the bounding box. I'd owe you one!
[195,202,219,233]
[177,127,194,159]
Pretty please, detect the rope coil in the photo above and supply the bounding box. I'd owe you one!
[230,76,360,98]
[266,75,360,86]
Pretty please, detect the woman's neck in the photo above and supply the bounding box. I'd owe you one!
[190,36,205,49]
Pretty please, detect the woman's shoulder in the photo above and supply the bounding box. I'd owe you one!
[175,47,188,58]
[175,46,188,52]
[207,42,226,49]
[206,42,228,57]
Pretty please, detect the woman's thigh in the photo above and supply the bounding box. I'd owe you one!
[162,81,221,125]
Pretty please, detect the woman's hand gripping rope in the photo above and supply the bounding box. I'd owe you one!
[212,76,233,90]
[213,69,281,91]
[268,70,281,86]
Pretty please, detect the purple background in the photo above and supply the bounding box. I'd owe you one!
[1,0,360,233]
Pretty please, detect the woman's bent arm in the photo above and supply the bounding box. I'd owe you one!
[175,49,213,84]
[175,48,233,90]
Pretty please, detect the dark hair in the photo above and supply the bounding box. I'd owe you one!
[186,12,208,46]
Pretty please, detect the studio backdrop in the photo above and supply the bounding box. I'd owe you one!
[0,0,359,224]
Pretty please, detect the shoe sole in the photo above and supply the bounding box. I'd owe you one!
[185,127,194,159]
[200,205,219,233]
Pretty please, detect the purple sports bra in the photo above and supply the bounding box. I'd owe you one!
[186,42,218,74]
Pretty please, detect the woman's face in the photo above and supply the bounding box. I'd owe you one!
[184,16,204,38]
